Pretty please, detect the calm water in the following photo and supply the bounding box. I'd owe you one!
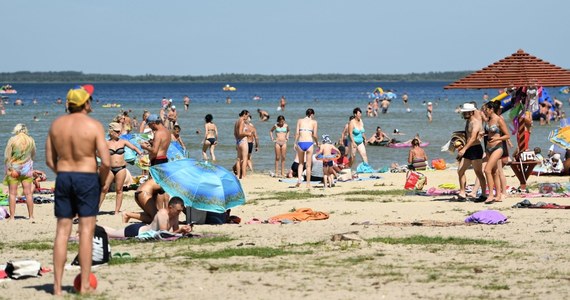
[0,82,563,180]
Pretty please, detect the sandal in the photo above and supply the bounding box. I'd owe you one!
[473,195,488,203]
[451,195,467,202]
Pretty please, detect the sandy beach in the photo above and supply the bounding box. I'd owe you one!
[2,166,570,299]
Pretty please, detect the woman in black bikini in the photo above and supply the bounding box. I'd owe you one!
[482,101,510,204]
[202,114,218,161]
[99,122,143,215]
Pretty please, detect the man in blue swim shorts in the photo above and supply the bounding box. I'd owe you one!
[46,85,111,296]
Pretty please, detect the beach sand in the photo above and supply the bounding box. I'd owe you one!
[2,167,570,299]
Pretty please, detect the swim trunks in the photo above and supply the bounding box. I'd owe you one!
[463,144,484,160]
[151,156,168,166]
[124,223,147,237]
[248,142,254,154]
[54,172,100,218]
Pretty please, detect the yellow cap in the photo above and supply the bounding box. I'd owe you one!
[66,85,93,106]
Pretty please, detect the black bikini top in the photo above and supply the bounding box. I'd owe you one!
[109,147,125,155]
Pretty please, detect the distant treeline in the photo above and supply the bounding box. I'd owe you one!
[0,71,474,83]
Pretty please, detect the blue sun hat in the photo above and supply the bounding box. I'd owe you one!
[322,134,332,144]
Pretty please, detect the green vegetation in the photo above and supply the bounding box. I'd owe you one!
[367,235,507,246]
[256,191,316,201]
[179,247,312,259]
[340,189,407,196]
[0,71,474,83]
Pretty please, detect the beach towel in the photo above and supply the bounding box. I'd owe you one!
[520,192,570,198]
[279,178,322,185]
[268,208,329,223]
[356,162,375,173]
[425,187,458,196]
[136,230,183,241]
[513,199,570,209]
[464,210,508,225]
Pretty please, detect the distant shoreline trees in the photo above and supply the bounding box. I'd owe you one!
[0,71,474,83]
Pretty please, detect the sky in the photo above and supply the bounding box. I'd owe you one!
[4,0,570,76]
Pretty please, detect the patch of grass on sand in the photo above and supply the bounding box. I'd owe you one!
[256,191,316,201]
[340,255,375,265]
[108,257,142,266]
[109,235,233,247]
[180,247,313,259]
[169,235,234,246]
[340,189,406,196]
[345,197,396,202]
[367,235,507,246]
[109,239,142,247]
[481,283,510,290]
[12,240,53,251]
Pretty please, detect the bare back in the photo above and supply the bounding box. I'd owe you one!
[46,113,109,173]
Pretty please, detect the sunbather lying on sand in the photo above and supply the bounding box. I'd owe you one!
[104,197,191,238]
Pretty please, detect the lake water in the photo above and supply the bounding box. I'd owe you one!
[0,82,564,180]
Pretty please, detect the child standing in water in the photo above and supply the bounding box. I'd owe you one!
[427,102,433,123]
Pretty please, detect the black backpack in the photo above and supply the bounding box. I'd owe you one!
[71,225,111,266]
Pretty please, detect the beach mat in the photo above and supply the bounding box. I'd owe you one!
[279,179,322,185]
[279,176,381,185]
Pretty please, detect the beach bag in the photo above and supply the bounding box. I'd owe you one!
[71,225,111,266]
[432,158,446,170]
[5,259,41,279]
[404,171,427,190]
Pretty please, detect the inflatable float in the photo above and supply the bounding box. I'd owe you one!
[368,140,390,146]
[102,103,121,108]
[388,142,429,148]
[0,84,17,94]
[223,84,237,91]
[494,87,555,121]
[316,150,340,161]
[560,86,569,94]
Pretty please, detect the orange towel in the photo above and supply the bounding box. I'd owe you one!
[269,208,329,222]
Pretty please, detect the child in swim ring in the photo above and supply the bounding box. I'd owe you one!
[315,134,341,188]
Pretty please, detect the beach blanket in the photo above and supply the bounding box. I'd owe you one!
[512,199,570,209]
[425,187,458,196]
[279,179,322,185]
[519,192,570,198]
[136,230,184,241]
[268,208,329,223]
[279,177,380,185]
[465,210,508,225]
[356,162,375,173]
